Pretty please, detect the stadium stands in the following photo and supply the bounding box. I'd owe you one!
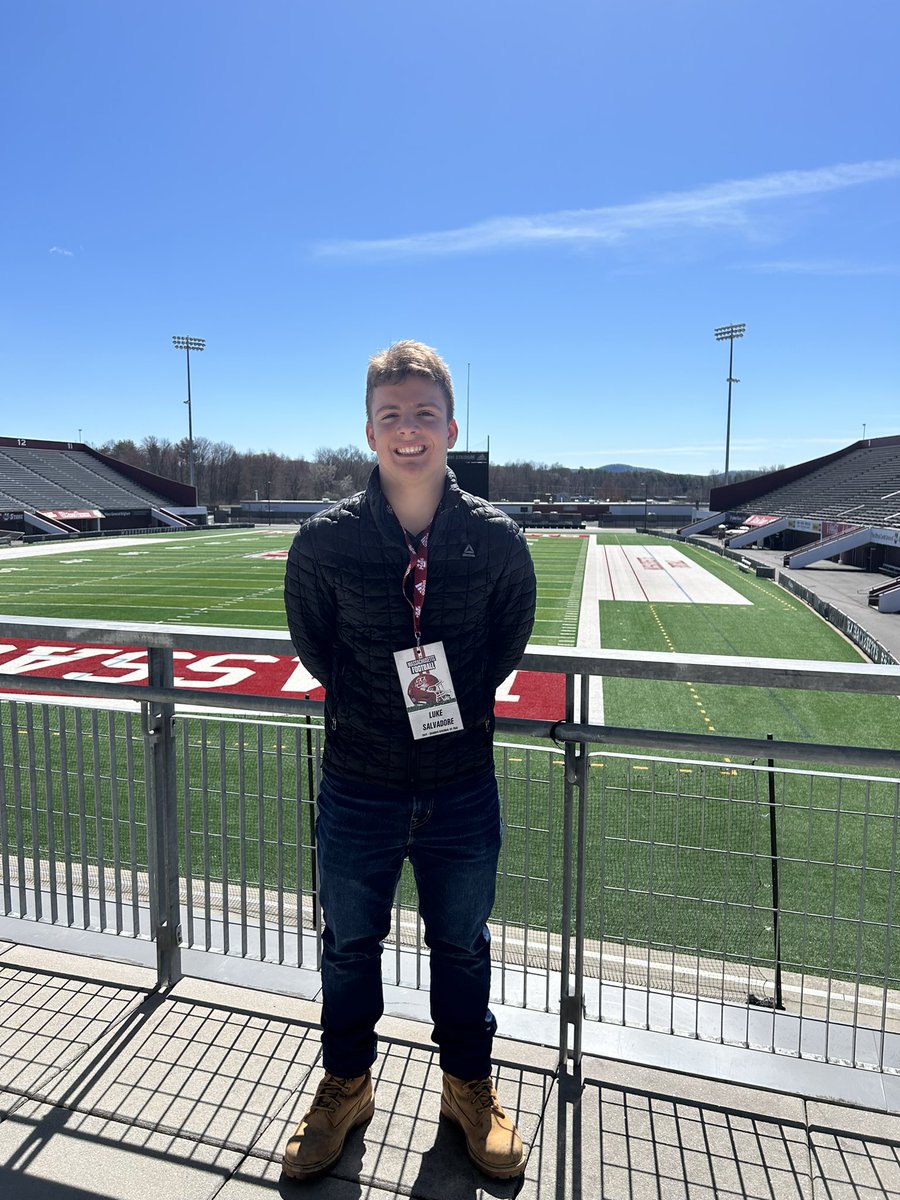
[709,438,900,528]
[0,438,198,537]
[0,446,172,509]
[681,437,900,577]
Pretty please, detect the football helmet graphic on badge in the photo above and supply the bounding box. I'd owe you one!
[407,670,452,706]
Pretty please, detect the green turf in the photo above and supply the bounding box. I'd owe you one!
[598,541,895,749]
[0,529,293,628]
[0,527,588,639]
[524,534,587,646]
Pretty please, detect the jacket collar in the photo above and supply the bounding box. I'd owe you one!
[365,466,462,542]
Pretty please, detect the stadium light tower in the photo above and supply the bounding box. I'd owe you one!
[714,323,745,486]
[171,335,205,489]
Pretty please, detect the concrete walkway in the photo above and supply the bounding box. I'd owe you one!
[3,941,900,1199]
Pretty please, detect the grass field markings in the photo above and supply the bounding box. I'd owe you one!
[680,604,820,740]
[530,537,588,649]
[0,546,289,610]
[0,571,278,604]
[696,552,797,611]
[560,540,588,647]
[0,595,285,614]
[167,583,285,625]
[740,575,796,612]
[649,601,727,753]
[640,546,883,755]
[677,542,797,614]
[575,538,606,722]
[641,545,831,741]
[728,568,795,613]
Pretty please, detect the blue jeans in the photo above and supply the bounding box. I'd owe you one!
[315,767,502,1080]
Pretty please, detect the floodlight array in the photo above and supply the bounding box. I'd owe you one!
[714,324,746,341]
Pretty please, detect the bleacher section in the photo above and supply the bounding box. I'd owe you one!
[0,447,172,510]
[694,437,900,584]
[0,439,199,537]
[714,441,900,528]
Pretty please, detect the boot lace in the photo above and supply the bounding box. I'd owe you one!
[466,1077,504,1116]
[310,1074,355,1115]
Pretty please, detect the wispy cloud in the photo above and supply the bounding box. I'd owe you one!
[315,159,900,260]
[49,246,74,256]
[742,258,900,276]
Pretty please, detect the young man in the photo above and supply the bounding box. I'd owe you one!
[282,341,536,1181]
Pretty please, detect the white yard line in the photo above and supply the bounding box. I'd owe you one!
[575,536,604,723]
[0,527,275,562]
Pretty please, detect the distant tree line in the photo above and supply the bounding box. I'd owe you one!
[97,437,374,506]
[97,436,777,507]
[487,462,762,504]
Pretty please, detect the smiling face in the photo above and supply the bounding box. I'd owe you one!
[366,375,458,501]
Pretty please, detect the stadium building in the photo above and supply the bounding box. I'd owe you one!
[682,434,900,615]
[0,436,204,538]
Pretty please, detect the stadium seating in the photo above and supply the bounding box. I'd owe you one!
[0,447,171,511]
[729,443,900,528]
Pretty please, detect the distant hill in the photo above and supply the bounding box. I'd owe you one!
[601,463,649,473]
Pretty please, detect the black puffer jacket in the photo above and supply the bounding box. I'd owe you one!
[284,468,536,790]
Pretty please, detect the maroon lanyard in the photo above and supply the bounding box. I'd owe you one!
[402,524,431,654]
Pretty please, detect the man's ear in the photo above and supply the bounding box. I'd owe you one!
[365,421,377,451]
[447,419,458,449]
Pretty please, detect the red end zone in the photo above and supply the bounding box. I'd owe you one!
[0,639,564,721]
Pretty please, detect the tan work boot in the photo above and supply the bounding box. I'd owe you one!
[282,1070,374,1181]
[441,1072,527,1179]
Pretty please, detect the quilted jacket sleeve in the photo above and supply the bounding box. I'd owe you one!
[284,522,336,688]
[488,523,537,690]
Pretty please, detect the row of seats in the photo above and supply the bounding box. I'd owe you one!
[0,447,170,511]
[739,445,900,528]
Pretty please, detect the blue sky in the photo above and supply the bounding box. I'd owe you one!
[2,0,898,476]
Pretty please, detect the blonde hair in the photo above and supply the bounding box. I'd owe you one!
[366,340,454,420]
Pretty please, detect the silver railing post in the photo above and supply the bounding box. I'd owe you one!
[144,646,182,988]
[558,671,588,1076]
[572,671,590,1066]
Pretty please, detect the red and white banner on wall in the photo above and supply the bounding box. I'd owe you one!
[0,639,564,721]
[38,509,103,521]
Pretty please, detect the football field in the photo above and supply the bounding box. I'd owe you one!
[0,525,898,986]
[0,527,291,629]
[1,523,891,746]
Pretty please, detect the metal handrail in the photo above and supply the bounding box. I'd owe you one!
[1,616,898,770]
[1,614,899,1078]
